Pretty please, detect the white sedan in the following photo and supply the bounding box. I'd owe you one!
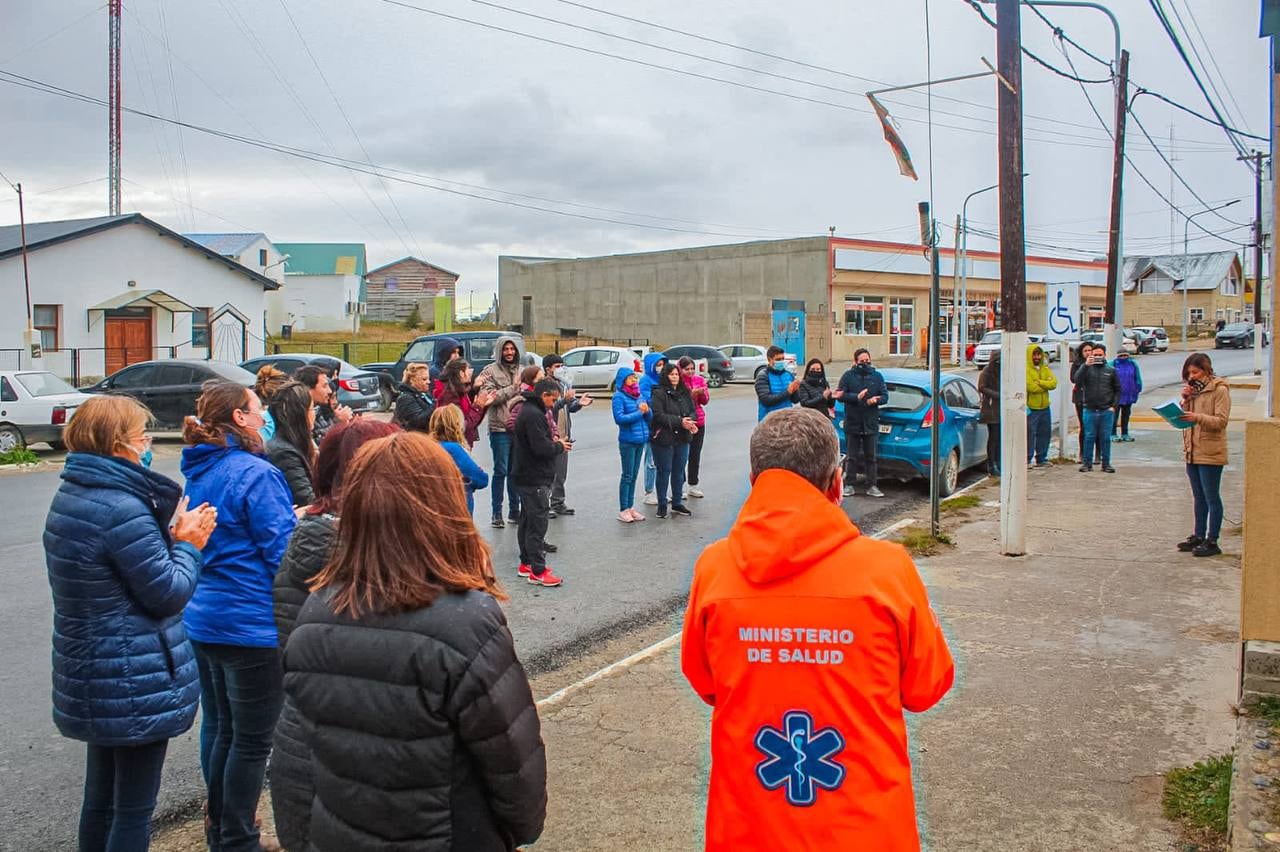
[0,370,96,452]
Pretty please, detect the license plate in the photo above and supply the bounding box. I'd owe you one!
[878,424,891,434]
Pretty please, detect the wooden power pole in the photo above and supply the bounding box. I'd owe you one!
[1103,50,1130,358]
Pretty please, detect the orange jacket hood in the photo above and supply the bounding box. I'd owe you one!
[728,469,858,585]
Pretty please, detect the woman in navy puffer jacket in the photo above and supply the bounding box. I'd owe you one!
[613,365,651,523]
[44,394,216,852]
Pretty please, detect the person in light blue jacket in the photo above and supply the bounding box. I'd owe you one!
[638,352,667,505]
[430,404,490,513]
[180,381,296,852]
[44,394,217,852]
[613,365,651,522]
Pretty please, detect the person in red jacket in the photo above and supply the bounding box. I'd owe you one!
[681,406,954,851]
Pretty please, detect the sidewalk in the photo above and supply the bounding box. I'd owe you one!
[530,395,1249,850]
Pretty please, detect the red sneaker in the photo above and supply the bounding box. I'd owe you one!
[528,568,563,587]
[517,564,532,578]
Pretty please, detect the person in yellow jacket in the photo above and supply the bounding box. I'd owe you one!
[1026,344,1058,467]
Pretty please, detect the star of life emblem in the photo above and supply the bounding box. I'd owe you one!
[754,710,846,806]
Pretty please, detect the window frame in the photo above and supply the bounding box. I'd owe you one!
[561,350,589,368]
[259,248,269,267]
[1189,307,1205,323]
[587,349,620,366]
[32,304,60,351]
[843,296,885,336]
[191,307,211,348]
[0,377,16,402]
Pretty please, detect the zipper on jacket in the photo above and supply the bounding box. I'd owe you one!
[158,632,177,678]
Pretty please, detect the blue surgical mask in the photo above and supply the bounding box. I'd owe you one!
[139,448,153,469]
[771,361,787,372]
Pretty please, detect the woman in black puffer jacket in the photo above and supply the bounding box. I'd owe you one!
[265,381,317,507]
[274,431,546,852]
[270,417,400,850]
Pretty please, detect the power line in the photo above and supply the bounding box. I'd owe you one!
[961,0,1113,84]
[155,0,195,230]
[1129,87,1267,143]
[1026,3,1111,68]
[0,2,105,66]
[1164,0,1248,133]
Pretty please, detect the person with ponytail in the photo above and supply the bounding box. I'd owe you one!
[180,381,297,852]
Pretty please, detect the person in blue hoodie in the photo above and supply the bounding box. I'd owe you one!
[430,336,464,387]
[753,345,801,421]
[180,381,297,852]
[1111,350,1143,442]
[429,404,490,513]
[44,394,217,852]
[638,352,667,506]
[612,365,651,523]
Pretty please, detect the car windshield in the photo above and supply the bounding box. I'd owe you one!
[467,338,497,363]
[881,384,929,412]
[14,372,77,396]
[206,362,255,383]
[979,332,1001,345]
[1223,323,1251,333]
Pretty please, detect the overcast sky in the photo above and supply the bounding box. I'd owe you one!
[0,0,1269,310]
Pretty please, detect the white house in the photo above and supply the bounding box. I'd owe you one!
[0,213,279,382]
[184,232,291,336]
[270,242,367,335]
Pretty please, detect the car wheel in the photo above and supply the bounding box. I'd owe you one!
[608,380,617,393]
[0,424,25,454]
[48,440,67,452]
[707,371,724,389]
[379,384,395,411]
[938,448,960,497]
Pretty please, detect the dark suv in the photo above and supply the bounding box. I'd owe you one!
[662,344,736,388]
[362,332,527,388]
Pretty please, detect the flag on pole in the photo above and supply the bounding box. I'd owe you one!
[867,94,918,181]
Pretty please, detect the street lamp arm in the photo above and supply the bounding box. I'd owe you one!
[975,0,1120,70]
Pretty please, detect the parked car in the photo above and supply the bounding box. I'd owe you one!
[0,370,97,452]
[1216,322,1257,348]
[662,344,736,387]
[834,369,988,497]
[1124,328,1157,354]
[1131,326,1170,352]
[559,346,669,390]
[975,332,1061,366]
[716,344,798,380]
[384,331,525,385]
[82,359,256,430]
[1067,330,1139,360]
[241,354,383,412]
[629,345,653,363]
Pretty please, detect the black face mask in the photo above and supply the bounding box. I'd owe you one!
[857,362,872,372]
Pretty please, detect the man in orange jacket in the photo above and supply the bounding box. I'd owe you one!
[681,406,954,851]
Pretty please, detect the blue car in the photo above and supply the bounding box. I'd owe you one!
[834,368,989,496]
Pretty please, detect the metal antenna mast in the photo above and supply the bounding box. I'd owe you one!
[108,0,122,215]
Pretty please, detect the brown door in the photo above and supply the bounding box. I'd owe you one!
[104,316,153,376]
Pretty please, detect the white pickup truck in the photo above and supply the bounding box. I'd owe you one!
[0,370,96,452]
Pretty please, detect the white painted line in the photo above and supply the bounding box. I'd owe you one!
[534,514,933,709]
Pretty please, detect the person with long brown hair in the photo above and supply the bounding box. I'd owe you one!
[1177,352,1232,557]
[268,417,401,852]
[265,381,317,508]
[180,381,297,852]
[435,358,496,448]
[279,432,547,851]
[45,395,216,852]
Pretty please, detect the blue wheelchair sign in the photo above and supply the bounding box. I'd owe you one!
[1045,282,1080,339]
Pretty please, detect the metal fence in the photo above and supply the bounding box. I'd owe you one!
[267,336,654,364]
[0,347,189,386]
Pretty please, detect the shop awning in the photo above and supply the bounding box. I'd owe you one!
[88,289,196,314]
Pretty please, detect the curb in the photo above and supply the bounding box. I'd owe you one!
[1229,710,1280,850]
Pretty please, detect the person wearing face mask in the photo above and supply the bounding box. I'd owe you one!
[1077,343,1121,473]
[1071,341,1095,458]
[1111,350,1143,443]
[478,335,526,528]
[796,358,841,419]
[1025,344,1058,468]
[754,346,801,422]
[837,349,889,498]
[45,395,217,852]
[613,367,650,523]
[1177,353,1231,557]
[543,353,593,516]
[679,356,711,499]
[180,382,297,852]
[639,353,667,506]
[650,362,699,518]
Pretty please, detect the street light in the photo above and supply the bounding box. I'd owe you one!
[1182,200,1241,351]
[956,176,1028,365]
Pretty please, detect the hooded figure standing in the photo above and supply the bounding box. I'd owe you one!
[429,336,463,387]
[477,335,525,527]
[638,353,667,506]
[1111,351,1143,442]
[1025,344,1058,467]
[977,350,1001,475]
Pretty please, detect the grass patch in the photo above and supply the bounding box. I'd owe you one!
[1048,455,1079,465]
[1161,753,1232,848]
[0,448,39,466]
[894,526,953,556]
[1251,696,1280,726]
[940,495,981,512]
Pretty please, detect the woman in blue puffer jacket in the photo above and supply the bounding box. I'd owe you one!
[1112,350,1144,442]
[44,394,217,851]
[180,381,296,852]
[613,365,651,523]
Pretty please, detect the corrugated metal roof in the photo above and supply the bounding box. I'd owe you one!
[1122,250,1239,292]
[183,232,267,257]
[274,242,367,277]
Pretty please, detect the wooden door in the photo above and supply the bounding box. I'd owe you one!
[104,316,153,376]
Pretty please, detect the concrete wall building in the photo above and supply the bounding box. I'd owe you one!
[1121,251,1248,329]
[272,242,367,334]
[365,256,460,322]
[0,214,278,381]
[499,236,1110,363]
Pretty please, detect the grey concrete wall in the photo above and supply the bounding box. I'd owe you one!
[498,238,831,355]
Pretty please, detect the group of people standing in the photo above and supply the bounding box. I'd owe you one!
[620,352,709,520]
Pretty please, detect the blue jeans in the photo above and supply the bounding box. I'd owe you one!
[194,642,284,852]
[652,442,690,512]
[643,441,656,493]
[1026,407,1052,464]
[619,442,645,510]
[1082,408,1115,467]
[79,739,169,852]
[1186,463,1225,541]
[489,432,520,517]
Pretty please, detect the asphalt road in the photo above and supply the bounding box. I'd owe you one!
[0,345,1261,849]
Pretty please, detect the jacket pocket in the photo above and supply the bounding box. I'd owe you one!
[158,632,177,679]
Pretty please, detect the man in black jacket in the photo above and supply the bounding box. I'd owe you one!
[1077,343,1121,473]
[512,379,570,587]
[836,349,889,498]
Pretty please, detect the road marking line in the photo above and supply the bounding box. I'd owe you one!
[534,515,931,709]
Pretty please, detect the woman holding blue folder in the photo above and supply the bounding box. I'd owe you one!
[1176,353,1231,558]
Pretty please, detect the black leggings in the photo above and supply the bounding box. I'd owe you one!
[985,420,1000,471]
[687,425,706,486]
[1075,402,1085,455]
[1113,404,1132,436]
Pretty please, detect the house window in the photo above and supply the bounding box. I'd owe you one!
[1188,308,1205,323]
[843,296,884,336]
[1137,274,1175,294]
[1224,275,1240,296]
[259,249,268,267]
[191,308,211,347]
[33,304,60,350]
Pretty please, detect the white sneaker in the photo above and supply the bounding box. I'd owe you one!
[866,486,885,498]
[644,491,658,506]
[687,487,704,498]
[617,510,634,523]
[627,508,646,522]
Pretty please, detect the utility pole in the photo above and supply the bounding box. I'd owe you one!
[952,214,962,365]
[997,0,1028,556]
[1103,49,1130,360]
[1240,150,1267,373]
[921,203,942,537]
[108,0,122,215]
[15,182,36,364]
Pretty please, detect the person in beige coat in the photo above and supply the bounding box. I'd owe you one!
[1177,353,1231,557]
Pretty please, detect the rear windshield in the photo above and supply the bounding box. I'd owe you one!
[1222,323,1250,333]
[882,384,928,412]
[207,362,254,383]
[979,332,1001,345]
[467,338,497,363]
[15,372,77,397]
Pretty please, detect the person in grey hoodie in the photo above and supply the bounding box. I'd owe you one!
[542,353,593,517]
[476,335,525,528]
